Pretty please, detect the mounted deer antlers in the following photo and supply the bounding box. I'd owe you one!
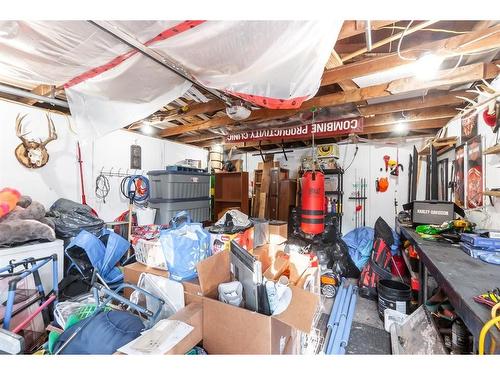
[14,113,58,169]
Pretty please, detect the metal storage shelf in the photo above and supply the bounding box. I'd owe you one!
[323,168,344,233]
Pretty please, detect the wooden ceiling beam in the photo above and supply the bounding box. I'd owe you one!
[364,107,457,127]
[18,84,54,106]
[337,21,399,40]
[161,60,498,138]
[193,115,452,149]
[184,105,457,144]
[341,20,438,62]
[155,100,226,122]
[357,90,473,116]
[321,24,500,86]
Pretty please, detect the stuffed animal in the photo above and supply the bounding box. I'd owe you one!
[0,188,20,218]
[0,193,56,247]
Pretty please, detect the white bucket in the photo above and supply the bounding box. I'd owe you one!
[135,207,157,226]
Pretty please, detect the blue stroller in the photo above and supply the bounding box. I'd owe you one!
[63,229,130,295]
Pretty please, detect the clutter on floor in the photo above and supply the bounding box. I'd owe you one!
[1,18,500,358]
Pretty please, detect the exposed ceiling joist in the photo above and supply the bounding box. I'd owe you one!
[154,23,499,130]
[181,96,464,144]
[357,90,473,116]
[18,84,54,106]
[161,60,497,138]
[337,21,398,40]
[191,110,454,148]
[341,20,438,62]
[321,24,500,86]
[208,118,449,150]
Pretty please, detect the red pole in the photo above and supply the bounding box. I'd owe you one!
[77,142,87,205]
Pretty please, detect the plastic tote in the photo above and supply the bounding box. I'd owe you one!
[159,211,210,281]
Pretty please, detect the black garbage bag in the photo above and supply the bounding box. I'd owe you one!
[325,239,360,278]
[322,213,340,244]
[47,198,104,238]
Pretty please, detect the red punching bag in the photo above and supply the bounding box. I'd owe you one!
[301,171,325,234]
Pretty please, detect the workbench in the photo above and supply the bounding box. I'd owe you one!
[396,222,500,353]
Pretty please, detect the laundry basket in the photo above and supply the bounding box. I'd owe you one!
[133,238,167,270]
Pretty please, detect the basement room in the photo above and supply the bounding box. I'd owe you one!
[0,2,499,368]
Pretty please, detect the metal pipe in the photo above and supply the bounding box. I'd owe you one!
[0,83,69,108]
[365,20,373,52]
[88,21,233,106]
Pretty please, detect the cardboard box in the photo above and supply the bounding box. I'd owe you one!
[116,302,203,355]
[196,250,319,354]
[164,303,203,354]
[268,220,288,244]
[122,262,202,304]
[251,243,284,272]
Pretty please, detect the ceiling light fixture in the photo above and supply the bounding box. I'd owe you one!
[142,122,155,135]
[395,122,408,133]
[412,53,444,80]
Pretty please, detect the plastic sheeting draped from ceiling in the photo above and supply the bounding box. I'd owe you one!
[0,21,341,138]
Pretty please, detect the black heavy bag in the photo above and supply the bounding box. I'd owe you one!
[358,217,394,300]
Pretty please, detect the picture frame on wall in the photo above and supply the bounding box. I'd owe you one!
[130,144,142,170]
[454,144,465,208]
[466,135,483,209]
[461,113,478,143]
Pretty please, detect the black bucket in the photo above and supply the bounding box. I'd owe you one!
[377,279,411,320]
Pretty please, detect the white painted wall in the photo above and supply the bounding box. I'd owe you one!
[0,99,208,222]
[233,140,427,234]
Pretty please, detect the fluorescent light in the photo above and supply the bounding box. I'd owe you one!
[395,122,408,133]
[412,53,443,80]
[142,123,154,135]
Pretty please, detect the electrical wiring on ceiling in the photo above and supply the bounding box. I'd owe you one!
[381,25,471,35]
[397,20,500,61]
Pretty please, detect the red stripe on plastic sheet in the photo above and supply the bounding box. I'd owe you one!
[64,20,205,89]
[227,90,309,110]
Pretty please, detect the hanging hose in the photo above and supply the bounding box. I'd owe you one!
[95,174,110,203]
[120,175,150,206]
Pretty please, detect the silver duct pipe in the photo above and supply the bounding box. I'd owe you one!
[365,20,373,52]
[0,83,69,108]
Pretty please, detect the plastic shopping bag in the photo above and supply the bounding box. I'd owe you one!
[160,212,209,281]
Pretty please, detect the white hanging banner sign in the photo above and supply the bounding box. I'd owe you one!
[225,117,364,143]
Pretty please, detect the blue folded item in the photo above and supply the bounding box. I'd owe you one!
[53,310,144,354]
[342,226,401,270]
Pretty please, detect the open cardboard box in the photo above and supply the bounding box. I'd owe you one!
[196,249,319,354]
[122,262,202,305]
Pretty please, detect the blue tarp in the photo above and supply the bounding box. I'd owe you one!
[65,229,130,284]
[342,226,400,270]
